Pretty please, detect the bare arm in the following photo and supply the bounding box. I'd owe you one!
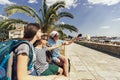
[47,37,78,51]
[17,53,49,80]
[17,54,59,80]
[17,53,68,80]
[48,43,63,51]
[64,37,79,45]
[65,34,82,45]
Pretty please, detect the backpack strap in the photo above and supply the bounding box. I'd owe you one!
[7,52,14,80]
[27,45,33,70]
[13,40,33,70]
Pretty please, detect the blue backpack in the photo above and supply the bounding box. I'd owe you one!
[0,39,33,80]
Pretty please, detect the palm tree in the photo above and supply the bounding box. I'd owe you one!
[40,0,78,33]
[3,0,78,34]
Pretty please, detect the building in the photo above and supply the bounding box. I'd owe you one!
[0,15,25,39]
[9,24,25,39]
[91,36,108,42]
[86,34,91,41]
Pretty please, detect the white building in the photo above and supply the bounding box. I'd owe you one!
[0,15,25,39]
[86,34,91,41]
[9,24,24,39]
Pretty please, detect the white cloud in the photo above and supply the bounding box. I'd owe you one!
[112,18,120,22]
[46,0,79,9]
[28,0,38,3]
[0,0,15,5]
[88,6,93,8]
[100,26,110,29]
[88,0,120,6]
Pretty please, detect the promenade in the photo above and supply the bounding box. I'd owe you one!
[65,43,120,80]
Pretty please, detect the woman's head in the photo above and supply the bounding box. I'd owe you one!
[24,23,41,40]
[41,34,48,45]
[50,31,59,41]
[33,34,48,47]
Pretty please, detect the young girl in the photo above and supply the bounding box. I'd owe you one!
[34,36,66,76]
[14,23,68,80]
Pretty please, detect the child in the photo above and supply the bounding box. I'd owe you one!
[34,37,65,76]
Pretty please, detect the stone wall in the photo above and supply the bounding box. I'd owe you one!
[75,41,120,56]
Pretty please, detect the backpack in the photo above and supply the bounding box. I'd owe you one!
[0,39,33,80]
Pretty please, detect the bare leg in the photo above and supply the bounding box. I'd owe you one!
[42,75,68,80]
[55,58,63,67]
[52,75,68,80]
[59,55,68,77]
[57,67,63,75]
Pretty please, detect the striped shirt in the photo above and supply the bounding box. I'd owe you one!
[34,47,49,75]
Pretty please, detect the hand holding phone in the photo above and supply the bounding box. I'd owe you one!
[77,34,82,38]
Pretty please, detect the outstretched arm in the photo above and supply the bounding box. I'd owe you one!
[67,37,79,45]
[17,53,68,80]
[48,43,64,51]
[64,34,82,45]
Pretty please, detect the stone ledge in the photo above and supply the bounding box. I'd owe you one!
[75,41,120,57]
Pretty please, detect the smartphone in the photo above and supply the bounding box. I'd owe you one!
[77,34,82,37]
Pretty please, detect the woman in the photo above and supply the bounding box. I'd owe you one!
[14,23,68,80]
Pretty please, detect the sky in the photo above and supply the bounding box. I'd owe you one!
[0,0,120,37]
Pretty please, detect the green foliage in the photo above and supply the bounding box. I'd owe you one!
[0,28,9,41]
[0,19,28,29]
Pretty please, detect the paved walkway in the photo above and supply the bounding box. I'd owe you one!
[65,43,120,80]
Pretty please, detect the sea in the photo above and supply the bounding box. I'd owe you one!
[110,38,120,42]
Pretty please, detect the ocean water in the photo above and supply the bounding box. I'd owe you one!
[110,39,120,42]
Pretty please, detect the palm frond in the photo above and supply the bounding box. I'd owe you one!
[41,0,48,24]
[0,18,28,29]
[43,0,47,16]
[47,13,58,24]
[48,1,65,12]
[46,1,65,23]
[4,5,42,25]
[58,12,74,19]
[56,24,78,32]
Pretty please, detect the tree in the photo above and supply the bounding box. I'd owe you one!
[0,29,8,41]
[2,0,78,37]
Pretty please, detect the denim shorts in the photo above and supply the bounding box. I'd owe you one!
[52,56,59,63]
[30,70,38,76]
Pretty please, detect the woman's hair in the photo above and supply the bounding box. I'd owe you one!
[24,23,40,39]
[33,34,48,47]
[33,40,41,47]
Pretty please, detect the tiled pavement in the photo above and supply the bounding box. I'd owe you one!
[65,43,120,80]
